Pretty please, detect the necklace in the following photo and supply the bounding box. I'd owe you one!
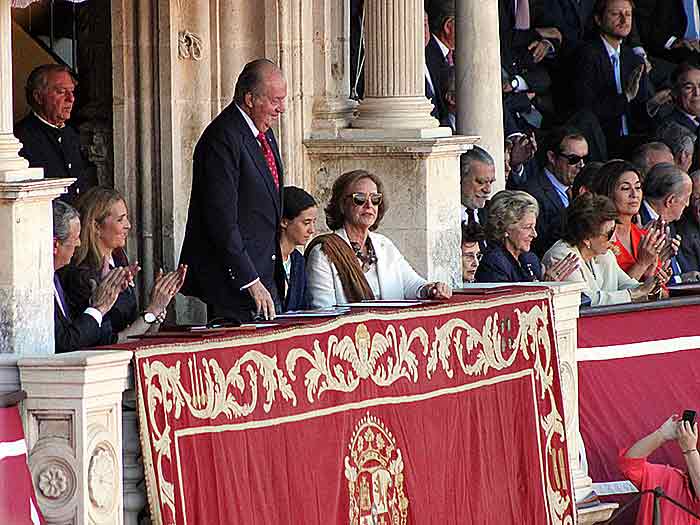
[350,237,378,272]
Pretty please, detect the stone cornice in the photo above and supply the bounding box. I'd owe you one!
[0,177,75,201]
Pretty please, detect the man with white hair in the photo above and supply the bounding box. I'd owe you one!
[640,162,694,282]
[460,146,496,227]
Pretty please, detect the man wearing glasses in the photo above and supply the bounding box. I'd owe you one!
[524,127,589,256]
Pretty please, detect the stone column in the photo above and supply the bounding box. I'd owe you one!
[305,136,476,284]
[19,350,133,525]
[0,0,74,354]
[348,0,447,136]
[122,372,146,525]
[455,0,506,190]
[546,282,618,524]
[309,0,358,137]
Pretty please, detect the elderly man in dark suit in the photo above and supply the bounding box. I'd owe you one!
[525,127,589,256]
[659,62,700,136]
[52,200,126,353]
[179,59,286,321]
[14,65,93,204]
[573,0,653,157]
[676,169,700,276]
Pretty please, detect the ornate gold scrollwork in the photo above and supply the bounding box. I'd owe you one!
[285,323,427,402]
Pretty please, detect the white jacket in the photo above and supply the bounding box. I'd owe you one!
[305,229,427,308]
[542,240,639,307]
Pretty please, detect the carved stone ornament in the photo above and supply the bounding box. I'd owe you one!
[88,446,117,510]
[38,466,69,499]
[177,31,204,61]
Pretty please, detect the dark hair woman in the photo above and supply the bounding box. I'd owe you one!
[280,187,317,311]
[542,193,661,306]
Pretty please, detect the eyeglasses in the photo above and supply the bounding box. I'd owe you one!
[462,252,483,263]
[348,192,383,207]
[558,152,589,166]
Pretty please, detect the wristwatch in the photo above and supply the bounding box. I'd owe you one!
[510,77,519,90]
[142,311,157,324]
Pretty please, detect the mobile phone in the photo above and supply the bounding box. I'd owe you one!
[683,409,696,426]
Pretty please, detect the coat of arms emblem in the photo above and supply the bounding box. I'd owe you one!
[344,413,409,525]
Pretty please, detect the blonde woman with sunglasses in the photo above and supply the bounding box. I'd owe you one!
[305,170,451,308]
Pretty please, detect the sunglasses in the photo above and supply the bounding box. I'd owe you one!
[558,152,589,166]
[348,192,383,207]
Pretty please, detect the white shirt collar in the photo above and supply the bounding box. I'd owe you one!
[33,111,64,129]
[424,64,434,91]
[544,167,570,194]
[643,200,660,220]
[236,104,260,138]
[680,108,700,126]
[601,35,621,58]
[432,34,450,59]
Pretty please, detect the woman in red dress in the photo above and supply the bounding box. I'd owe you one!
[593,160,668,281]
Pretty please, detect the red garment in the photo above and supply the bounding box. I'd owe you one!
[618,448,700,525]
[614,223,647,274]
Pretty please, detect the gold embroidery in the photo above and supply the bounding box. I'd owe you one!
[137,298,572,525]
[286,323,426,402]
[345,414,409,525]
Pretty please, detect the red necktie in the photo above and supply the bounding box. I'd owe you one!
[257,132,280,189]
[446,49,454,67]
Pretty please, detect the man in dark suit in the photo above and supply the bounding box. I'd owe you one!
[525,127,589,256]
[573,0,652,157]
[14,65,93,204]
[676,170,700,276]
[659,62,700,136]
[52,200,125,353]
[639,162,694,282]
[460,146,496,229]
[425,0,454,122]
[179,59,286,321]
[634,0,700,64]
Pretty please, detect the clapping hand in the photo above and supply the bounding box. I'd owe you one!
[543,253,579,282]
[624,64,644,102]
[90,267,130,315]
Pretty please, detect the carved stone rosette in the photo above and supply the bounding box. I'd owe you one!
[177,31,204,61]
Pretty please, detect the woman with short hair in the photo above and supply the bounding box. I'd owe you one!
[475,190,579,283]
[305,170,451,307]
[543,193,661,306]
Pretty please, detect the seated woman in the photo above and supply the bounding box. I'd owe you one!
[60,187,187,342]
[461,221,484,285]
[280,187,317,311]
[542,193,661,306]
[305,170,451,308]
[475,190,579,283]
[592,160,670,281]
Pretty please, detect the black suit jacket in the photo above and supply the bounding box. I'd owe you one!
[524,167,568,257]
[573,38,652,145]
[635,0,689,59]
[676,209,700,272]
[179,104,284,316]
[13,113,92,204]
[498,0,544,75]
[539,0,595,57]
[54,300,114,353]
[475,241,544,282]
[425,35,449,121]
[659,107,700,135]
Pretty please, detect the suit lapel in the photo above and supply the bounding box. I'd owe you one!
[235,110,282,217]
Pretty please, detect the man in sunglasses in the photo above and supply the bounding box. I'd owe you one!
[524,127,589,256]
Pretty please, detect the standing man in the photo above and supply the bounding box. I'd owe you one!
[180,59,286,321]
[15,64,92,203]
